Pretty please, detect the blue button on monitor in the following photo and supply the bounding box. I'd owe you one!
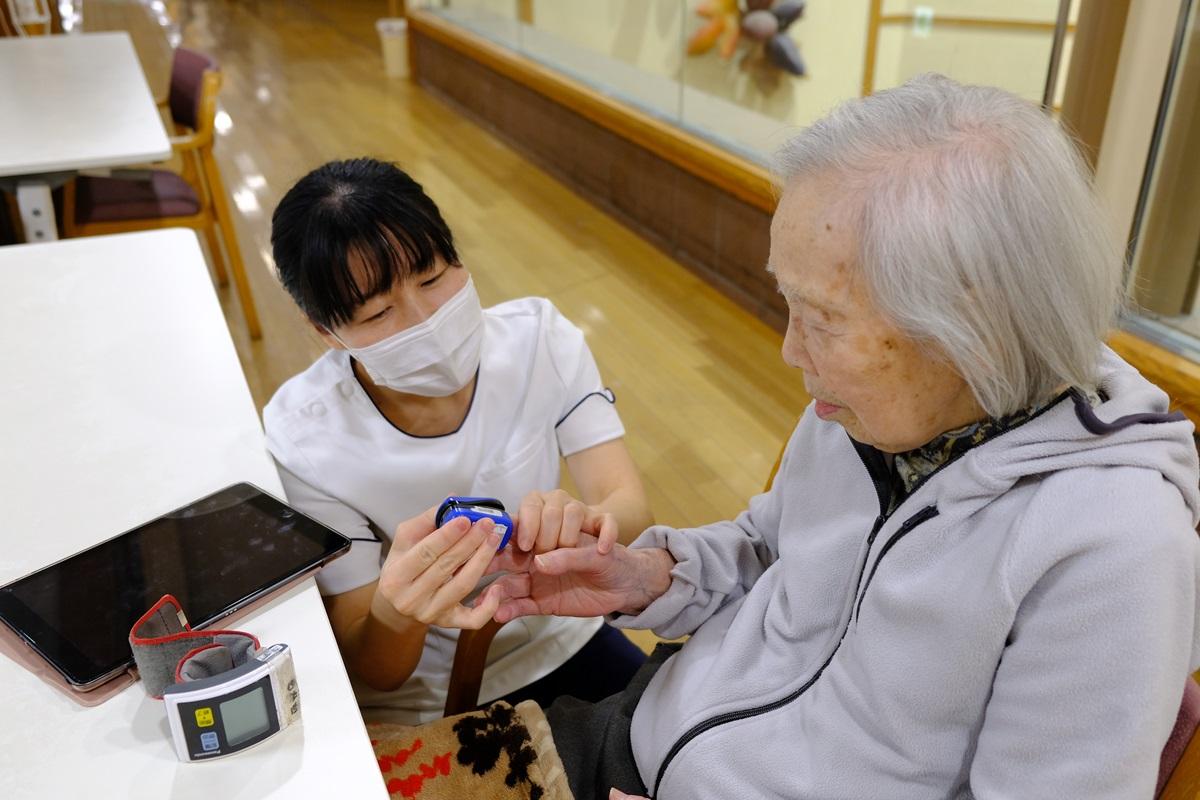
[200,731,219,752]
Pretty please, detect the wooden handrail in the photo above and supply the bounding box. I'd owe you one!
[878,14,1073,33]
[1108,330,1200,425]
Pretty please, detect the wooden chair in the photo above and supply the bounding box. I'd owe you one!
[62,47,261,339]
[443,618,506,717]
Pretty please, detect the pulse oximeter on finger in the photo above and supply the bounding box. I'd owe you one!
[436,496,513,550]
[162,642,300,761]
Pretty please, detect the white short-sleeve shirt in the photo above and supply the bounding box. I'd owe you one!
[263,297,623,723]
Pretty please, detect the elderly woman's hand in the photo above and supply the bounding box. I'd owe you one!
[482,534,675,623]
[609,789,649,800]
[514,488,620,555]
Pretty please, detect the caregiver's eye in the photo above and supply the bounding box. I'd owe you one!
[419,270,445,288]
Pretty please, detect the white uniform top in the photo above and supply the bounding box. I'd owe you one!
[263,297,623,723]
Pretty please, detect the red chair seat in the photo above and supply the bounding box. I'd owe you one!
[1158,678,1200,796]
[74,171,201,224]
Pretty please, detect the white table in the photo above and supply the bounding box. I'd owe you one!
[0,230,387,799]
[0,32,171,241]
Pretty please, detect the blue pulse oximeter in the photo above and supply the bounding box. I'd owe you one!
[435,496,514,551]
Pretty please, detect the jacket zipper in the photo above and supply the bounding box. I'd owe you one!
[650,448,935,797]
[854,504,939,622]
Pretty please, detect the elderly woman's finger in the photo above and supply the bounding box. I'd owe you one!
[486,573,544,623]
[494,595,544,624]
[485,545,534,576]
[442,585,502,630]
[532,544,606,576]
[609,789,649,800]
[484,572,531,604]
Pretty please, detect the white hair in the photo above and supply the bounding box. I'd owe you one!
[774,73,1124,417]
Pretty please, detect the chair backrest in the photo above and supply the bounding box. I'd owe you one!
[169,47,218,132]
[443,618,506,717]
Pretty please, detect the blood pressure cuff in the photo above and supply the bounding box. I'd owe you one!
[129,594,261,699]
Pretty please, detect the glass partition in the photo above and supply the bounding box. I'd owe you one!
[1123,0,1200,359]
[421,0,1074,164]
[520,1,686,125]
[873,1,1075,104]
[430,0,524,50]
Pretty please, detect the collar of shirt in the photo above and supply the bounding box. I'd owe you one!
[890,389,1090,511]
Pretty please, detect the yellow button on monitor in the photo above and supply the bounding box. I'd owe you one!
[195,707,215,728]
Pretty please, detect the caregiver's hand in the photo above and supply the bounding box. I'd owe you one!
[514,489,620,555]
[374,505,503,630]
[609,790,649,800]
[483,534,675,623]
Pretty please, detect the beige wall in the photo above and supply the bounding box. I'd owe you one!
[877,0,1072,103]
[524,0,1068,119]
[441,0,1074,155]
[526,0,868,130]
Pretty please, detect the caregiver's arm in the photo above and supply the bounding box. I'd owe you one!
[567,438,653,546]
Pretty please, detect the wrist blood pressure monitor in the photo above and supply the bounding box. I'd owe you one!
[436,496,513,550]
[129,595,300,762]
[163,643,299,762]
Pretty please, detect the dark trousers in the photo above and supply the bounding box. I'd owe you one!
[498,622,648,709]
[543,642,681,800]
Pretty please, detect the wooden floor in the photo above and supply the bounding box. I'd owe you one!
[178,0,807,532]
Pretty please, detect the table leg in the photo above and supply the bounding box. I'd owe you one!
[16,181,58,242]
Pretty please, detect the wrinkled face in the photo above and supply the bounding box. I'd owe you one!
[769,176,984,453]
[316,254,468,350]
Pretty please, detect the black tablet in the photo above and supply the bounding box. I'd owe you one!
[0,483,350,690]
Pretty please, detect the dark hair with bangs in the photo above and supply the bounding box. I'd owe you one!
[270,158,460,329]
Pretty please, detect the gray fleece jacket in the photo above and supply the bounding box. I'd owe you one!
[614,350,1200,799]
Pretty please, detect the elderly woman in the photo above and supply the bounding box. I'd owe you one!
[460,74,1200,799]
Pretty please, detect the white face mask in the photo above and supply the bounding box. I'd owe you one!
[336,277,483,397]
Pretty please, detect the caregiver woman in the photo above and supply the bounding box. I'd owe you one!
[263,158,652,724]
[485,75,1200,799]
